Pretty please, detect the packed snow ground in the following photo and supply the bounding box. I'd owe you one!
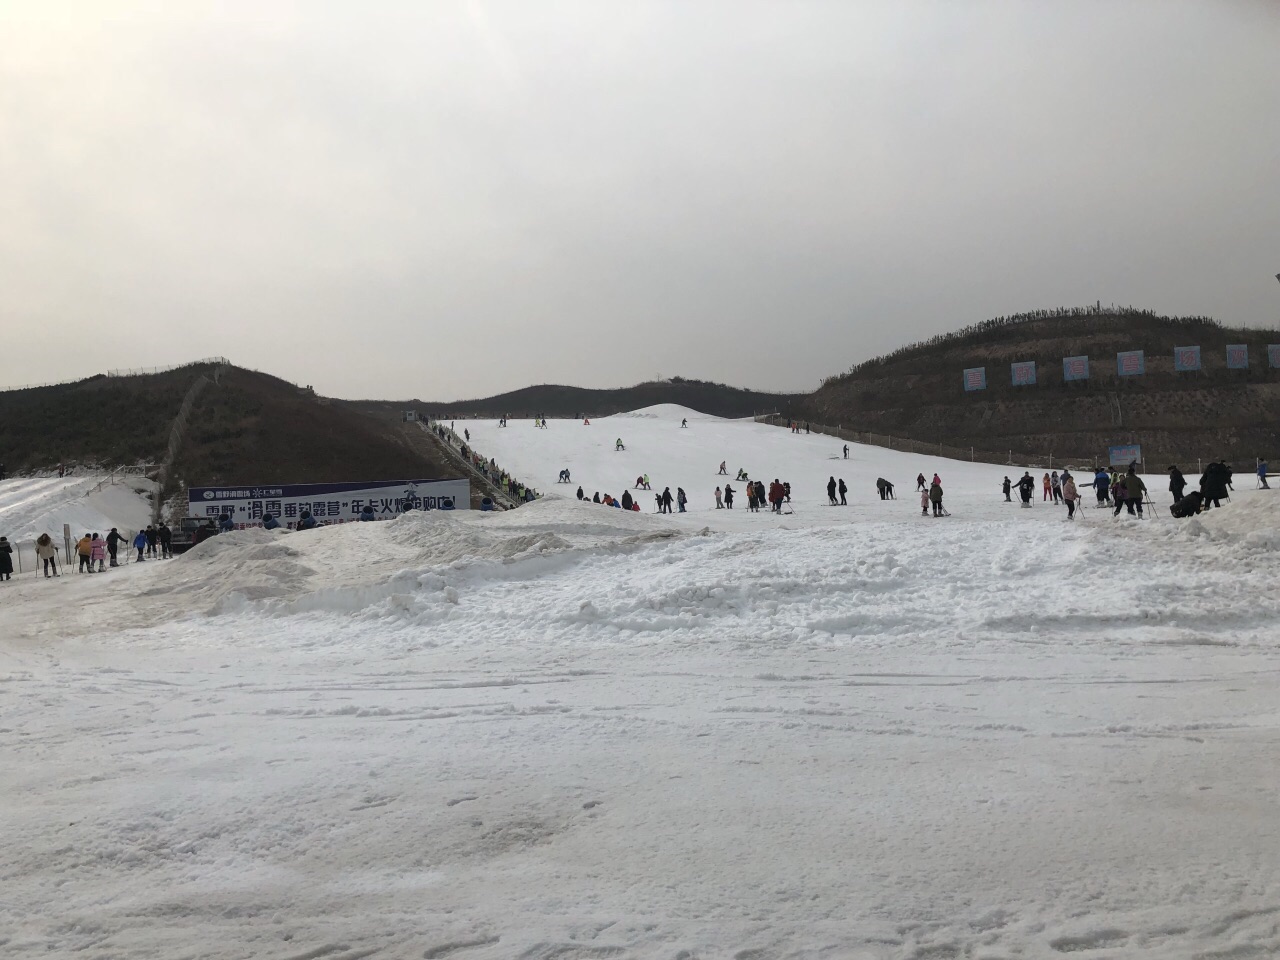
[4,408,1280,959]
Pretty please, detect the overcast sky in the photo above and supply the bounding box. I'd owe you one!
[2,1,1277,400]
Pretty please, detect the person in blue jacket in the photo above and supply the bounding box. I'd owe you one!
[261,513,281,530]
[1259,458,1270,490]
[359,504,377,521]
[297,510,317,530]
[1093,468,1111,505]
[218,513,235,532]
[132,529,147,562]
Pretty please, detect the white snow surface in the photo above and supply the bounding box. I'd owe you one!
[4,408,1280,959]
[0,475,154,543]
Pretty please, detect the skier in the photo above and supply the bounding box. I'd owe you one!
[88,533,105,571]
[920,485,930,516]
[724,484,735,509]
[916,473,926,492]
[106,527,124,566]
[843,444,849,459]
[1002,476,1012,502]
[1062,474,1080,520]
[736,468,749,481]
[1017,472,1035,507]
[715,487,723,509]
[464,428,470,442]
[158,522,172,558]
[1125,467,1147,517]
[0,536,11,581]
[132,529,147,562]
[660,487,673,514]
[677,488,687,513]
[718,461,728,475]
[876,478,893,500]
[643,474,652,490]
[1167,465,1186,503]
[768,480,784,513]
[576,487,584,501]
[1199,461,1230,509]
[1051,471,1063,504]
[145,525,158,557]
[681,418,688,428]
[827,477,838,506]
[784,482,791,503]
[1093,468,1111,506]
[838,478,848,505]
[1171,490,1205,517]
[615,438,625,451]
[76,533,92,572]
[1259,458,1270,489]
[1041,474,1050,501]
[929,478,945,517]
[36,533,58,576]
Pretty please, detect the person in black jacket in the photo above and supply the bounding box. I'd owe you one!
[1200,462,1230,509]
[1017,472,1036,506]
[158,522,172,558]
[1167,466,1186,504]
[620,490,633,510]
[827,477,838,505]
[1002,476,1012,501]
[660,487,673,514]
[105,527,125,567]
[0,536,12,580]
[838,478,848,505]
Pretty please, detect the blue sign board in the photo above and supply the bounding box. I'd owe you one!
[1062,356,1089,381]
[1011,361,1037,386]
[1108,444,1142,467]
[1226,344,1249,369]
[963,367,987,391]
[1173,346,1201,371]
[1117,350,1145,376]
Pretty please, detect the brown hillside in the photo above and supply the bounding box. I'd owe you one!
[796,308,1280,465]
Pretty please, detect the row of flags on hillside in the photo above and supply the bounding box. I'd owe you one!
[963,345,1278,391]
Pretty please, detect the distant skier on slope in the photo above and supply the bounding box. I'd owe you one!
[916,473,926,492]
[718,461,727,475]
[843,444,849,459]
[681,418,688,428]
[877,478,894,500]
[616,438,625,451]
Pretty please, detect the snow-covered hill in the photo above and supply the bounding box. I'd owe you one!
[0,475,154,543]
[3,413,1279,959]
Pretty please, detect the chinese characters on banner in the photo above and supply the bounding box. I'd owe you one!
[1173,346,1201,371]
[963,367,987,391]
[187,478,471,530]
[1010,361,1037,386]
[1062,356,1089,381]
[1108,444,1142,467]
[1226,345,1249,369]
[1116,350,1145,376]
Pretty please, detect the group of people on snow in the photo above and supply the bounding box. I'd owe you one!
[2,523,174,581]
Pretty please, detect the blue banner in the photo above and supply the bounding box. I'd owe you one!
[1226,344,1249,369]
[1270,345,1280,369]
[1010,361,1037,386]
[1108,444,1142,467]
[1117,350,1145,376]
[1062,356,1089,381]
[1173,346,1201,371]
[963,367,987,391]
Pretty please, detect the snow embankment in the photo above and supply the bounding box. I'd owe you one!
[0,475,154,543]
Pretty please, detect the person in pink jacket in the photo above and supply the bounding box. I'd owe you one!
[90,533,107,572]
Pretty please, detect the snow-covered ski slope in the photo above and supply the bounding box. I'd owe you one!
[0,474,154,542]
[4,407,1280,959]
[467,403,1154,524]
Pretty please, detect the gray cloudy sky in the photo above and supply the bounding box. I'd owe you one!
[2,1,1278,400]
